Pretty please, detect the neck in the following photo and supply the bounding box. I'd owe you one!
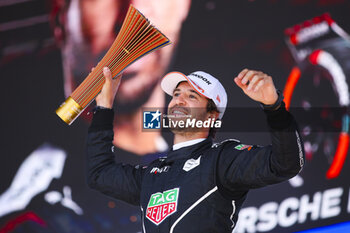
[173,131,209,145]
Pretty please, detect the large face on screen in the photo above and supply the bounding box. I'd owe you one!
[53,0,190,113]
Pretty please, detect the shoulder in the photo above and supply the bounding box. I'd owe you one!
[211,138,240,149]
[212,138,257,154]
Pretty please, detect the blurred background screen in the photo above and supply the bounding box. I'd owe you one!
[0,0,349,232]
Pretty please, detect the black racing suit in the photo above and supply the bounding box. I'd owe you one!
[86,102,304,233]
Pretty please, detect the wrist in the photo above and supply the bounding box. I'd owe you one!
[264,101,292,129]
[96,102,113,108]
[93,105,112,113]
[89,107,114,132]
[260,90,284,111]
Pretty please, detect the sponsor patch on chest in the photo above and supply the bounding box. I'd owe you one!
[146,188,179,225]
[150,166,170,174]
[183,156,201,172]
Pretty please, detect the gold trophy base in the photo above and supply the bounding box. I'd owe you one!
[56,97,83,125]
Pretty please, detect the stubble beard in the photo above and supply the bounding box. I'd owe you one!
[169,110,209,134]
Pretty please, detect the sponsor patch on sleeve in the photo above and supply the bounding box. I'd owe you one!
[234,144,252,151]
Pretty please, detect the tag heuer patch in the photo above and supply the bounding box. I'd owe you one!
[146,188,179,225]
[234,144,252,151]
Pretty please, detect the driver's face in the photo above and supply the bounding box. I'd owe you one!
[167,82,211,133]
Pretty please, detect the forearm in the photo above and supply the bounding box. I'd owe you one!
[86,108,115,188]
[86,108,142,205]
[264,101,305,177]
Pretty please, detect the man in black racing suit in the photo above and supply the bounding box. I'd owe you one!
[86,67,305,233]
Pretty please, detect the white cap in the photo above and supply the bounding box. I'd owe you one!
[161,71,227,119]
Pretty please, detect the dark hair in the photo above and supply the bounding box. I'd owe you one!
[206,99,219,138]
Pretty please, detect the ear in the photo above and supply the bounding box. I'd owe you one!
[207,111,220,121]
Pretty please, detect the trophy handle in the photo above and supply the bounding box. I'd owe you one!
[56,97,84,125]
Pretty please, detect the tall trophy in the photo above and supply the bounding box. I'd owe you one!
[56,5,171,125]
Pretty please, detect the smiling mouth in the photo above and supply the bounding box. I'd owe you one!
[169,107,191,118]
[173,111,187,118]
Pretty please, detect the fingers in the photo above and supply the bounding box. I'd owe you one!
[253,79,265,92]
[234,68,250,90]
[234,77,244,89]
[234,68,277,104]
[95,67,122,108]
[103,67,112,82]
[235,68,268,92]
[112,73,123,91]
[102,66,123,90]
[114,73,122,81]
[103,67,122,85]
[241,70,255,85]
[247,75,261,91]
[237,68,249,79]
